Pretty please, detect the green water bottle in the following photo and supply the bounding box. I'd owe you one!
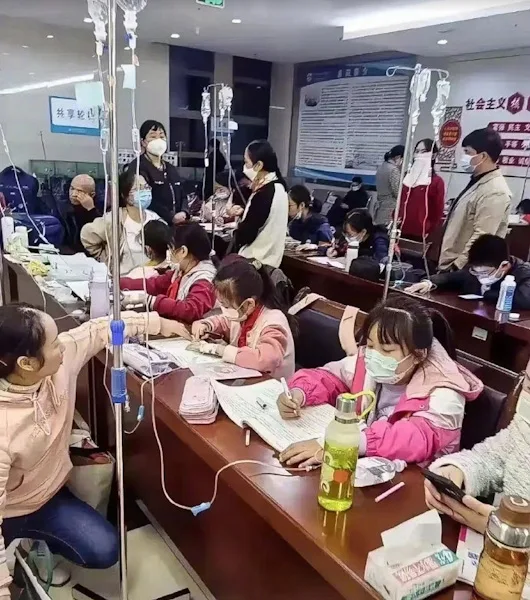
[318,393,360,512]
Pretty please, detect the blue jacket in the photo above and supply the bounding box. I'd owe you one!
[0,167,39,213]
[289,213,333,245]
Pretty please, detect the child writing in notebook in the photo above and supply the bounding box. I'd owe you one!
[190,255,295,379]
[0,303,184,593]
[120,222,217,323]
[277,295,483,468]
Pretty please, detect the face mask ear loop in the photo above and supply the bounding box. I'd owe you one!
[339,390,377,419]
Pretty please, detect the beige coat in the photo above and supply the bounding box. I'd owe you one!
[439,169,512,271]
[0,312,162,595]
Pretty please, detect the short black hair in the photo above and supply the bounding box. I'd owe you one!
[144,221,172,261]
[462,128,503,162]
[415,138,438,154]
[468,234,509,267]
[517,198,530,215]
[351,176,363,185]
[385,145,405,161]
[344,209,374,234]
[172,222,213,262]
[0,303,46,378]
[140,120,166,141]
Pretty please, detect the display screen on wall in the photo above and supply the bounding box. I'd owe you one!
[49,96,100,137]
[294,58,413,185]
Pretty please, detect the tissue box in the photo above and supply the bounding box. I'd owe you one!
[365,543,461,600]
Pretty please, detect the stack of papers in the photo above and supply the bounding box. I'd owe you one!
[179,376,218,424]
[211,379,335,452]
[149,339,262,380]
[307,256,346,270]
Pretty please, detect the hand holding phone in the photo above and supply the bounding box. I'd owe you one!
[421,468,466,504]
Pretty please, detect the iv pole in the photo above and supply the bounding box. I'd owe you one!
[108,0,129,598]
[382,64,422,301]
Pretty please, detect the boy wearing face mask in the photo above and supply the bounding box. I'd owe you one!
[81,170,162,274]
[277,296,483,468]
[120,223,217,323]
[127,120,189,226]
[406,234,530,310]
[190,256,295,379]
[439,128,511,272]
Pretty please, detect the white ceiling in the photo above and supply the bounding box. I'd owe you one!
[0,0,529,63]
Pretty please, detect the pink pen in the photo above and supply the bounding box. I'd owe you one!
[375,481,405,503]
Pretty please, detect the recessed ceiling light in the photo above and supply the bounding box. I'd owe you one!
[124,46,130,50]
[84,17,93,23]
[2,52,9,56]
[141,80,147,83]
[437,39,448,45]
[47,35,54,39]
[170,33,181,39]
[232,18,242,24]
[29,72,35,75]
[22,45,29,49]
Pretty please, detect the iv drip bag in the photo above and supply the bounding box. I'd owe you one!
[87,0,108,43]
[117,0,148,38]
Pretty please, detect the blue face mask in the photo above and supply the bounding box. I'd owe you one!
[132,189,152,210]
[364,347,412,384]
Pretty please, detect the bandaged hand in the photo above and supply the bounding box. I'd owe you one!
[187,341,224,357]
[121,290,147,307]
[405,280,433,295]
[191,320,212,340]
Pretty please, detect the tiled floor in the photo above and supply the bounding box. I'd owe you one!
[48,524,212,600]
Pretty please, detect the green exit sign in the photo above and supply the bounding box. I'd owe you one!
[196,0,225,7]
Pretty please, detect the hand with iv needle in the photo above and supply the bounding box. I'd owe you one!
[404,280,434,295]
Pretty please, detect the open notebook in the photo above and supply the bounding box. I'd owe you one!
[211,379,335,452]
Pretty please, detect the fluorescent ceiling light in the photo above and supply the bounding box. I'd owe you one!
[0,73,94,96]
[437,38,448,45]
[47,35,54,39]
[341,0,530,39]
[84,17,93,23]
[170,33,181,39]
[232,18,242,24]
[22,45,29,49]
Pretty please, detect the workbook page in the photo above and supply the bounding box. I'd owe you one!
[149,339,223,368]
[212,380,335,452]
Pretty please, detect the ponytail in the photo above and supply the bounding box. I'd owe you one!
[428,309,456,360]
[384,151,391,161]
[214,255,297,337]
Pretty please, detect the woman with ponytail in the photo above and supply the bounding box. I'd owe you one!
[233,140,289,268]
[190,255,295,379]
[278,295,483,467]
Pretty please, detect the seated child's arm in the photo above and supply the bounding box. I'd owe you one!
[147,281,216,324]
[59,311,166,376]
[221,325,286,373]
[120,271,173,295]
[288,356,355,407]
[362,388,466,463]
[429,418,516,498]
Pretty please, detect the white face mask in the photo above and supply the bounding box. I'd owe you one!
[403,153,433,188]
[460,152,486,173]
[365,347,414,385]
[147,138,167,157]
[351,184,362,192]
[221,304,248,322]
[243,165,258,181]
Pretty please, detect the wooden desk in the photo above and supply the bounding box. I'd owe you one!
[2,253,467,600]
[282,252,530,371]
[91,362,463,600]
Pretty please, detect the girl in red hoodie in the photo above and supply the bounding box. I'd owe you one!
[398,139,445,241]
[120,222,217,323]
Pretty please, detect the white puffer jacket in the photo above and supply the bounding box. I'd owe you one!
[431,414,530,499]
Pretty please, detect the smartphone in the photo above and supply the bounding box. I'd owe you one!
[421,468,465,503]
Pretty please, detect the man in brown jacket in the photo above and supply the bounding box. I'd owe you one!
[438,128,512,271]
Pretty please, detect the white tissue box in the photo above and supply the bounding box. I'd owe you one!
[365,543,461,600]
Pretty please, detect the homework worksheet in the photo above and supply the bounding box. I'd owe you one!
[211,379,335,452]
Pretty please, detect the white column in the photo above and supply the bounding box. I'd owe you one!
[268,62,294,175]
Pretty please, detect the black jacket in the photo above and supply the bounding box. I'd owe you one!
[431,256,530,310]
[128,154,188,225]
[289,213,333,245]
[327,189,369,227]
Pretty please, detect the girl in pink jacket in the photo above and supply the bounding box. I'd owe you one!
[0,304,184,594]
[278,296,483,468]
[190,255,296,379]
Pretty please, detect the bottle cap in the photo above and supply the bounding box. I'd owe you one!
[509,313,521,321]
[335,393,357,415]
[505,275,516,283]
[488,495,530,548]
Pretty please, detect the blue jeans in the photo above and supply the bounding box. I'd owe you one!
[3,488,119,569]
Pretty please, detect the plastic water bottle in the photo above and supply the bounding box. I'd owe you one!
[15,226,29,249]
[496,275,516,313]
[318,393,360,512]
[89,263,110,319]
[1,216,14,251]
[345,241,359,272]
